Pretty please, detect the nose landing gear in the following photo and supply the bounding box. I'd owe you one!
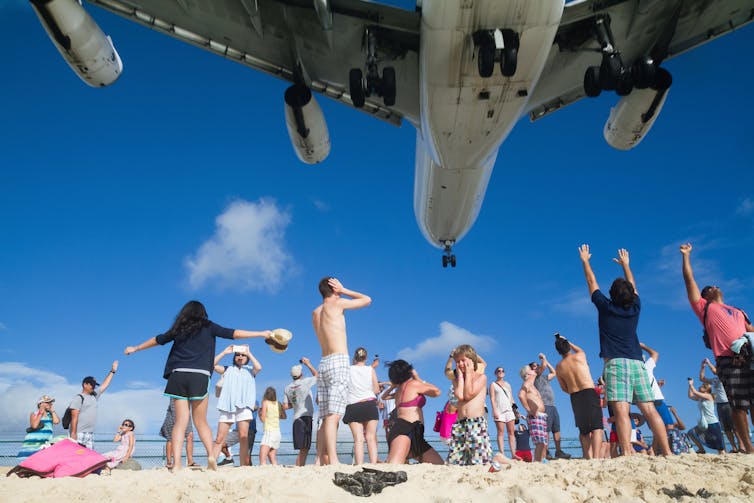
[442,242,456,268]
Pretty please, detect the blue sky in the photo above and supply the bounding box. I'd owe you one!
[1,1,753,440]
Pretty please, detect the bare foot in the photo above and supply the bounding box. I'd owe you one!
[207,457,217,471]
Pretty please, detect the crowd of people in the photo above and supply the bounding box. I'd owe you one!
[18,243,754,471]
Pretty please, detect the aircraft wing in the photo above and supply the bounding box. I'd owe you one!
[86,0,421,127]
[526,0,754,121]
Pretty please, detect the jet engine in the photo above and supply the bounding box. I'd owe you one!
[31,0,123,87]
[603,68,672,150]
[284,84,331,164]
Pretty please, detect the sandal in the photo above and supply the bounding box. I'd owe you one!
[187,462,200,467]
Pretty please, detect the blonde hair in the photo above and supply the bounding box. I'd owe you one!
[451,344,478,371]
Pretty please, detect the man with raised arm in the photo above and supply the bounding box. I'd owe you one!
[530,352,570,459]
[680,243,754,453]
[554,334,604,459]
[313,277,371,465]
[578,245,670,456]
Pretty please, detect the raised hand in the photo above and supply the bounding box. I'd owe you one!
[680,243,692,256]
[328,277,344,294]
[578,244,591,262]
[612,248,630,267]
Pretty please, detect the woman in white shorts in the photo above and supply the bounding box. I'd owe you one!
[490,366,519,459]
[260,386,285,465]
[212,345,261,466]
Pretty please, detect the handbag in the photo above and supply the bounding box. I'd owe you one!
[433,411,442,433]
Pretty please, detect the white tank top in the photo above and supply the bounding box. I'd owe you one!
[492,381,513,413]
[347,365,375,403]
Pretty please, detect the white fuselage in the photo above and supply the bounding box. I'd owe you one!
[413,0,564,248]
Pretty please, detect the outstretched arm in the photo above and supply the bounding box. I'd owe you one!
[578,244,599,295]
[329,278,372,310]
[613,248,637,293]
[125,337,158,356]
[699,359,712,384]
[233,329,272,340]
[98,361,119,395]
[680,243,701,303]
[301,357,318,377]
[668,405,686,431]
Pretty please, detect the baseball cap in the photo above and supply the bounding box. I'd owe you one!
[82,376,100,387]
[290,365,303,378]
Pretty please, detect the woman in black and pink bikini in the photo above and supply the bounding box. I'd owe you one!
[382,359,444,464]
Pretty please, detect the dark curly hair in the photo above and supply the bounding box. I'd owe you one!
[166,301,210,339]
[609,278,637,308]
[386,359,414,385]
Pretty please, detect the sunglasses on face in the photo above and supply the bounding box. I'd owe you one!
[122,422,133,427]
[234,353,246,358]
[496,369,504,373]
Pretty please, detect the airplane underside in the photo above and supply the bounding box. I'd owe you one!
[413,0,565,266]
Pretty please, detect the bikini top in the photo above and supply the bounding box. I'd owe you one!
[398,386,427,408]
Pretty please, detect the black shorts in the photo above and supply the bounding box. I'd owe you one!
[292,416,313,450]
[570,389,603,436]
[387,418,432,460]
[164,371,209,400]
[342,400,379,424]
[716,357,754,410]
[716,402,734,432]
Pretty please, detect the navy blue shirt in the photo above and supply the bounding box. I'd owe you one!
[591,290,642,360]
[156,321,235,379]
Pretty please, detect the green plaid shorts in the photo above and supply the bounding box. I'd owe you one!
[604,358,653,403]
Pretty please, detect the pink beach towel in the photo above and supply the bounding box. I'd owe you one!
[7,438,108,478]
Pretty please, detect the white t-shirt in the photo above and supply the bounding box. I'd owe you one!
[644,357,664,400]
[347,365,376,404]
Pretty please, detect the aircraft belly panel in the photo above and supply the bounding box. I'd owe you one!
[419,0,564,170]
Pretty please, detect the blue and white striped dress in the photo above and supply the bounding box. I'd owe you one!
[17,412,54,461]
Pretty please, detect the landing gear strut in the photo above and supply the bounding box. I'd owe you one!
[583,16,665,98]
[441,241,456,268]
[349,27,396,108]
[473,28,519,78]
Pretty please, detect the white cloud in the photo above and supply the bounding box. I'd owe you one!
[396,321,496,362]
[737,198,754,217]
[185,199,295,292]
[0,362,168,435]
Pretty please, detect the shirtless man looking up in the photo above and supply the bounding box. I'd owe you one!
[554,333,604,459]
[312,277,371,465]
[519,365,548,462]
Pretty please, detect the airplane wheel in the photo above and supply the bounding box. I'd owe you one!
[382,67,396,106]
[632,57,655,89]
[599,54,622,91]
[478,44,495,78]
[442,255,449,268]
[450,255,457,268]
[500,29,519,77]
[349,68,365,108]
[615,73,633,96]
[584,66,601,97]
[652,67,672,91]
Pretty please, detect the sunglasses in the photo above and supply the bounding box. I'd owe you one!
[122,422,133,427]
[234,353,247,358]
[496,369,504,373]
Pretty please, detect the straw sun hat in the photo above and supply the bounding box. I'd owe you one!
[265,328,292,353]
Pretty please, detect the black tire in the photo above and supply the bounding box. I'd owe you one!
[616,72,633,96]
[442,255,449,268]
[599,54,622,91]
[584,66,601,97]
[632,58,656,90]
[652,67,672,91]
[478,44,495,78]
[349,68,365,108]
[450,255,457,268]
[382,67,396,107]
[500,29,519,77]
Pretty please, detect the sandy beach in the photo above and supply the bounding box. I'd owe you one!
[3,454,754,502]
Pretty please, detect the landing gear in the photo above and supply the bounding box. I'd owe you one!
[441,242,456,268]
[473,29,519,78]
[583,16,664,98]
[349,28,397,108]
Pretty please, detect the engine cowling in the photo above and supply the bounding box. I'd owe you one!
[284,85,331,164]
[603,69,672,150]
[31,0,123,87]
